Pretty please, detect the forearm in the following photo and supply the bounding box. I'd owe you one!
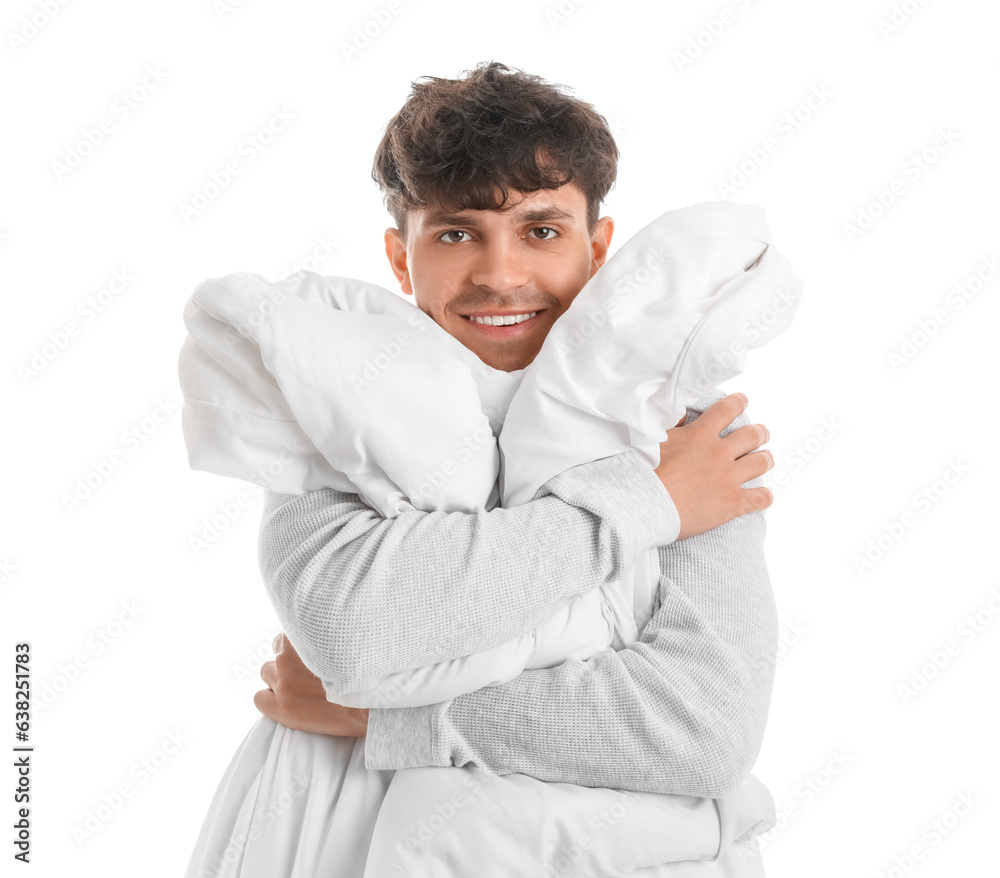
[258,447,680,697]
[365,506,777,798]
[365,392,779,796]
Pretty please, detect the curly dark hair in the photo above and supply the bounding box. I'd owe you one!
[372,61,619,238]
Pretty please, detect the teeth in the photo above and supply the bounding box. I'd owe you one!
[470,311,538,326]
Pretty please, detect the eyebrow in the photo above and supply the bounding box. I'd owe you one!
[422,204,579,229]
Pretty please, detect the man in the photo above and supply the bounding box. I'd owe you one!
[254,61,777,800]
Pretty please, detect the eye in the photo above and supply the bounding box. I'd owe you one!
[439,229,472,243]
[529,227,559,240]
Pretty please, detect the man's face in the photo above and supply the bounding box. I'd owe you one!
[384,183,614,372]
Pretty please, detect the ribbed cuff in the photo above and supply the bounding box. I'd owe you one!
[538,447,681,550]
[364,701,447,770]
[617,447,682,546]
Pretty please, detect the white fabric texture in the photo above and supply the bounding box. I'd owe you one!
[178,200,800,877]
[179,200,802,709]
[185,717,773,878]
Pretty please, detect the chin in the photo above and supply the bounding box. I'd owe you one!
[493,351,535,372]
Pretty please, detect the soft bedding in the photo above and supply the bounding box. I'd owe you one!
[178,200,801,877]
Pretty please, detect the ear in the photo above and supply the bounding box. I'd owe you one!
[588,216,615,277]
[384,227,413,296]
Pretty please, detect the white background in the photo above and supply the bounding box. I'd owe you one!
[3,0,998,875]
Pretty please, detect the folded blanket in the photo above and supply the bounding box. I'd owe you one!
[177,199,801,876]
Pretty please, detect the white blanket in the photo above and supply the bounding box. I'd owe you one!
[178,200,801,876]
[180,200,800,707]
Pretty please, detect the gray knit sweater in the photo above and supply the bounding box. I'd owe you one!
[257,388,777,799]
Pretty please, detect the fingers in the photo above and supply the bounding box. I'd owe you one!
[272,632,285,655]
[253,687,277,718]
[260,659,277,690]
[742,485,774,512]
[697,395,770,463]
[726,421,770,459]
[735,448,774,483]
[697,392,748,435]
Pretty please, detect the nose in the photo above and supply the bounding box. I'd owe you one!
[468,235,531,294]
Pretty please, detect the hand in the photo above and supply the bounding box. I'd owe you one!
[254,633,369,737]
[655,392,774,540]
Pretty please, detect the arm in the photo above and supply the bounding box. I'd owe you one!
[363,395,778,799]
[257,448,681,699]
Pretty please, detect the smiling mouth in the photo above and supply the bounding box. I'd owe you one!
[460,310,544,328]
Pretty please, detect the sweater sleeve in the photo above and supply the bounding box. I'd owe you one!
[257,447,681,698]
[364,391,779,799]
